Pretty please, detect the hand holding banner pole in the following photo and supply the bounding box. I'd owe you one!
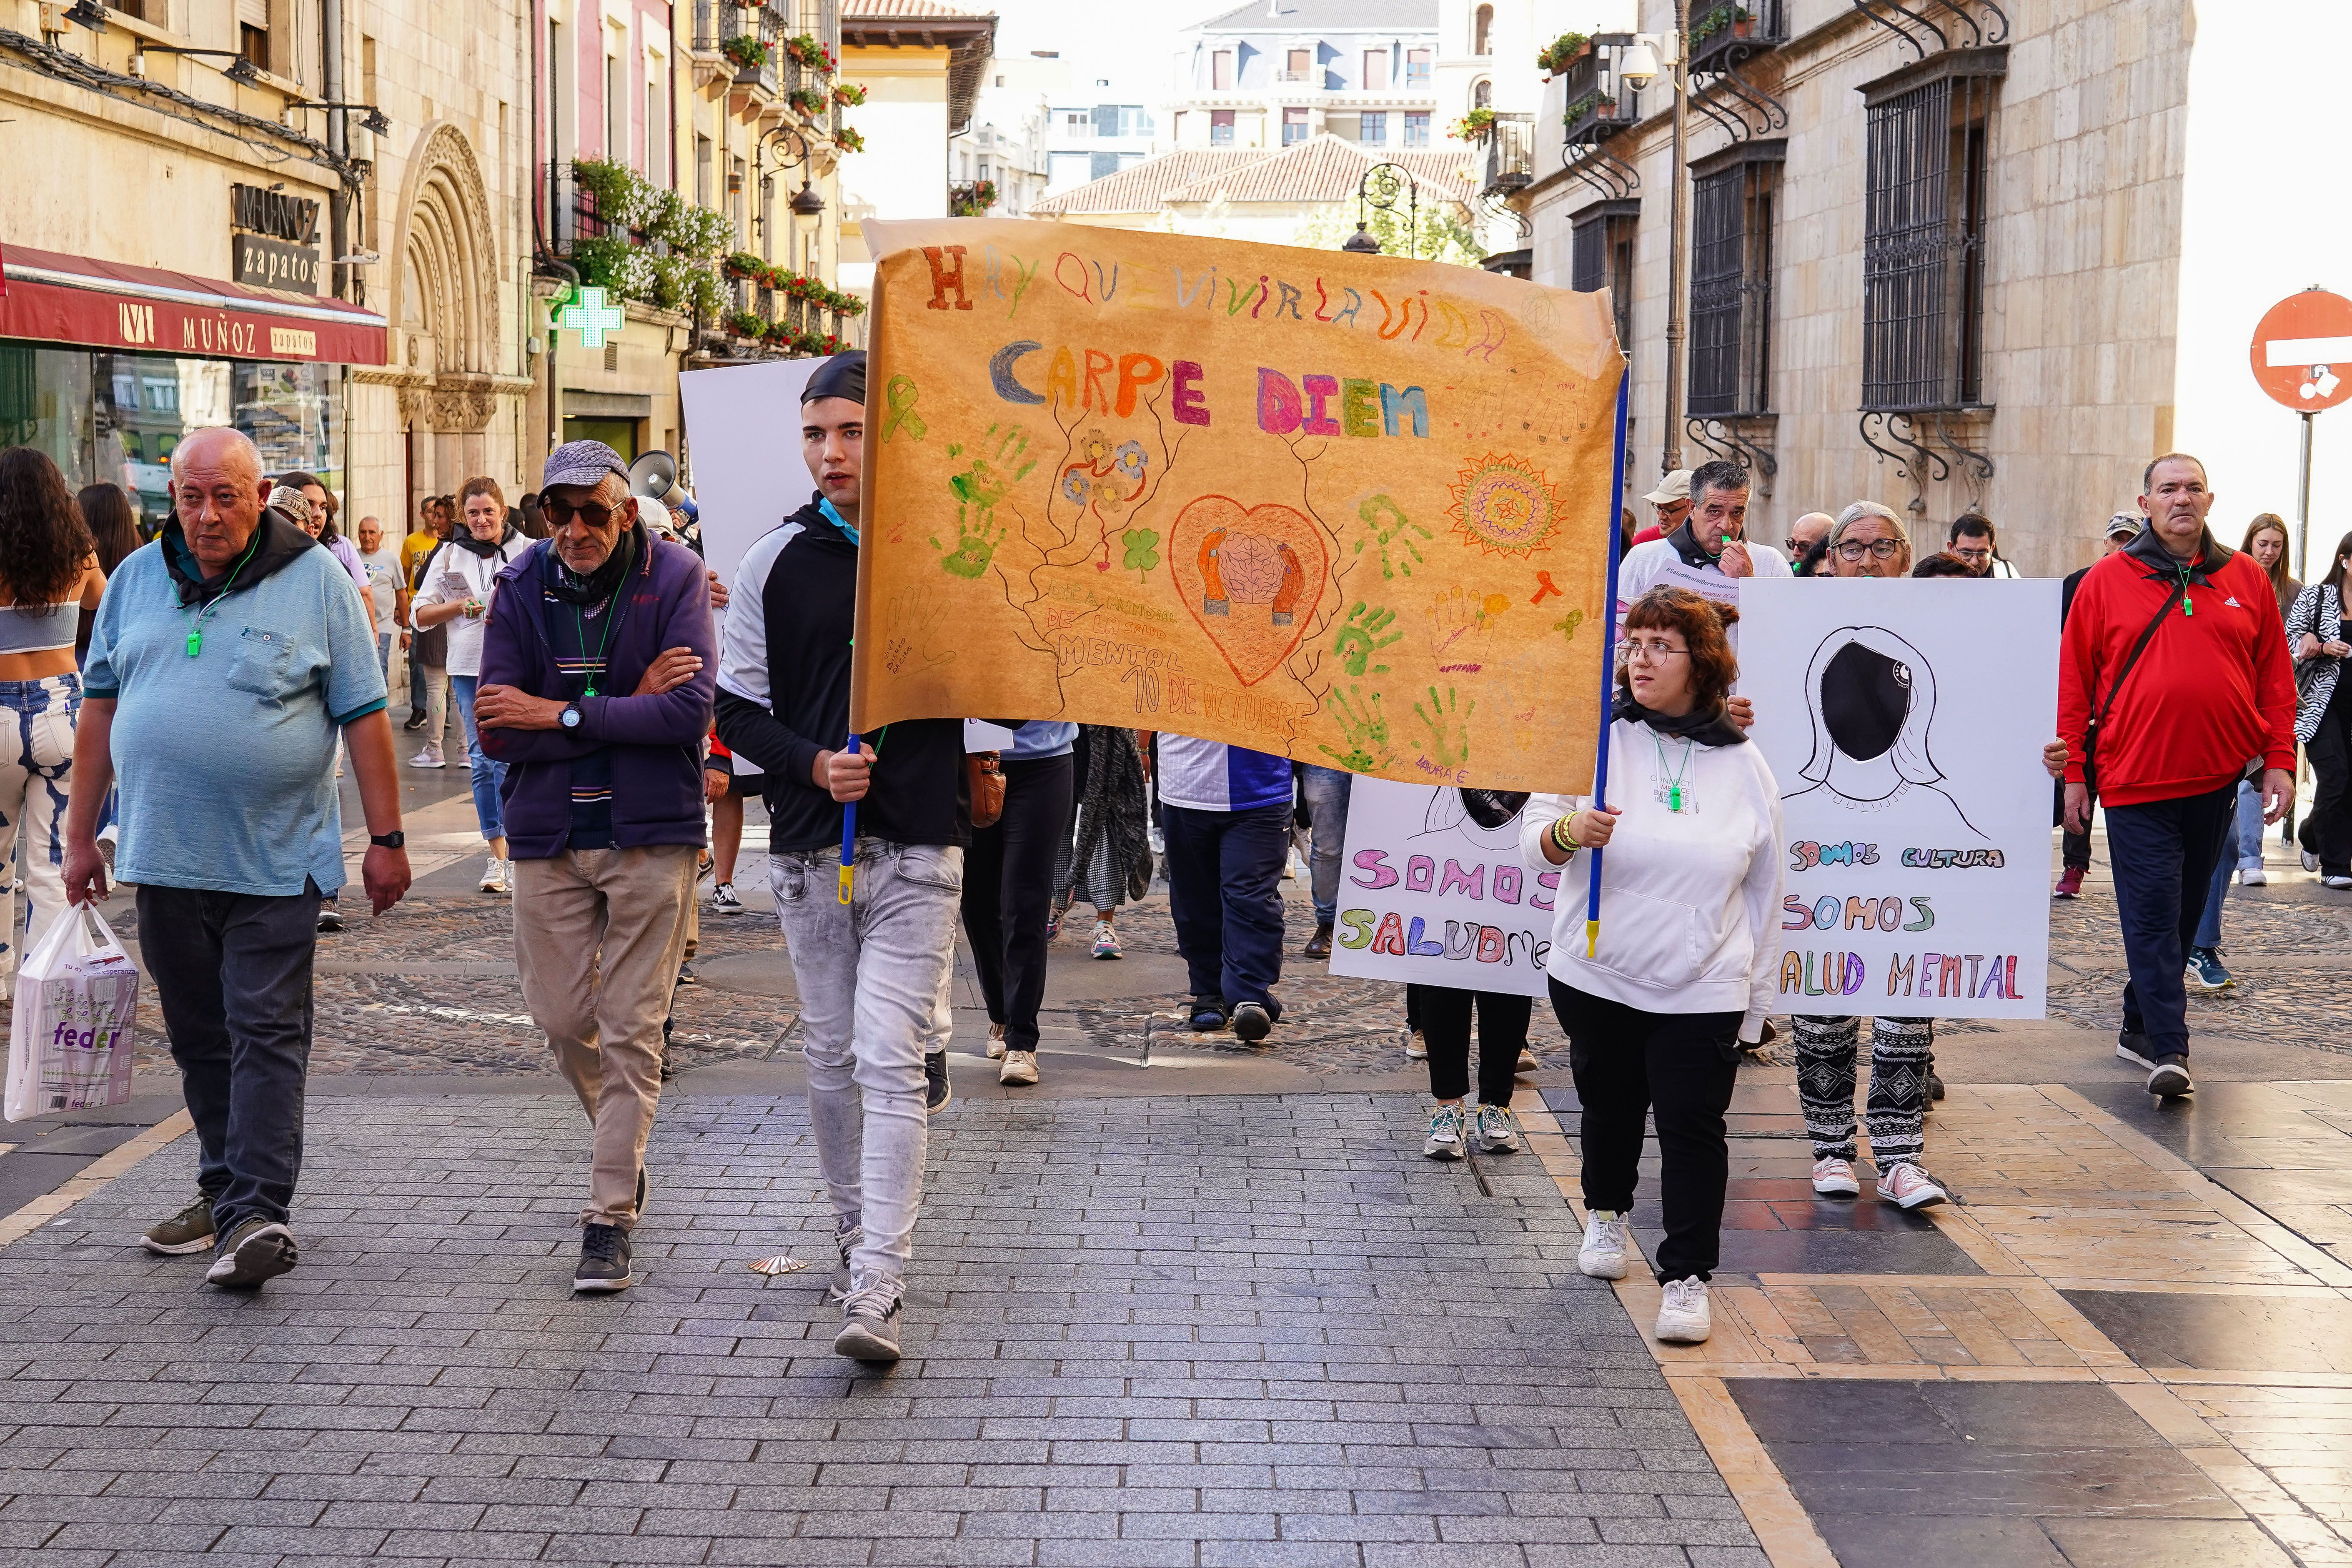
[837,733,860,904]
[1586,371,1633,959]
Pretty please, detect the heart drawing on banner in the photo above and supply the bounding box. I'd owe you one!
[1167,495,1329,686]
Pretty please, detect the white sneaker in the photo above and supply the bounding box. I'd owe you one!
[1423,1103,1467,1160]
[999,1049,1039,1086]
[1876,1162,1949,1210]
[1578,1210,1630,1280]
[1811,1156,1861,1197]
[1473,1104,1521,1153]
[2327,875,2352,892]
[409,744,445,768]
[2305,848,2323,872]
[500,858,514,894]
[2239,867,2267,886]
[986,1022,1007,1061]
[479,855,506,893]
[1655,1277,1712,1343]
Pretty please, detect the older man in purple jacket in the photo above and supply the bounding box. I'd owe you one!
[476,438,715,1294]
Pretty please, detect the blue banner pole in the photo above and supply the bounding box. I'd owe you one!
[1586,369,1633,958]
[836,734,861,904]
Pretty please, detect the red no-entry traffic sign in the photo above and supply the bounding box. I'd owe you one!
[2251,289,2352,412]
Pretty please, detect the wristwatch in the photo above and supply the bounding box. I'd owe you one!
[370,831,405,849]
[560,704,583,729]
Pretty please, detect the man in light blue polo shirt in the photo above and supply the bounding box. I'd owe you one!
[61,426,412,1291]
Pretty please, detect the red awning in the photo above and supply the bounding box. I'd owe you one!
[0,242,388,366]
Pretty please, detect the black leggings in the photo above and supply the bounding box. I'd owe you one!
[961,754,1075,1051]
[2302,678,2352,876]
[1550,977,1741,1284]
[1411,984,1530,1105]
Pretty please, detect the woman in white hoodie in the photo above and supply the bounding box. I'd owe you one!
[412,477,532,893]
[1523,586,1783,1346]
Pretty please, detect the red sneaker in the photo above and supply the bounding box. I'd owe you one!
[2053,866,2085,899]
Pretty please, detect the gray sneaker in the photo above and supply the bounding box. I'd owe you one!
[1424,1103,1468,1160]
[835,1273,904,1362]
[141,1193,217,1256]
[827,1222,865,1300]
[1473,1104,1522,1153]
[205,1218,297,1289]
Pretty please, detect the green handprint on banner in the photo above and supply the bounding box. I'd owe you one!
[1320,684,1393,772]
[1353,494,1433,581]
[1331,601,1402,676]
[1413,684,1474,768]
[939,508,1006,579]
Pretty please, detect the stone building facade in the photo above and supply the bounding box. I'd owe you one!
[1518,0,2352,579]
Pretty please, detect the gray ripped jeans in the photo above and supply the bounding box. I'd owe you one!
[771,837,964,1283]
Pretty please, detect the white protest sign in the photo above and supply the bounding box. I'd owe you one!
[1326,777,1562,997]
[1740,577,2060,1019]
[679,357,822,778]
[677,357,822,590]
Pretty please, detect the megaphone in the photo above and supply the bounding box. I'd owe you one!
[626,450,699,528]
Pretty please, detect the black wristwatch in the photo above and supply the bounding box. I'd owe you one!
[560,703,584,729]
[370,831,405,849]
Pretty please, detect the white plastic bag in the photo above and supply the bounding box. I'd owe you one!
[5,903,140,1122]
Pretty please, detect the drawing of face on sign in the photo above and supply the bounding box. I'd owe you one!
[1783,625,1985,840]
[1170,496,1329,684]
[1419,787,1530,850]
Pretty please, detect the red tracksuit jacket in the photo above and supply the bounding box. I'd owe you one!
[2059,528,2296,807]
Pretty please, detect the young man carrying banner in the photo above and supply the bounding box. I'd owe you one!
[714,351,971,1363]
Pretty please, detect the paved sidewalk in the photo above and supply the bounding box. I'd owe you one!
[0,1090,1754,1567]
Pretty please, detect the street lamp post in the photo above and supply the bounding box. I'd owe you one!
[1340,162,1418,259]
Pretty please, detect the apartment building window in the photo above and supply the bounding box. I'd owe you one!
[1474,5,1493,55]
[1862,70,1998,412]
[1571,201,1638,356]
[696,134,712,206]
[1363,50,1388,90]
[1359,111,1387,145]
[1402,111,1429,146]
[1211,110,1235,145]
[1119,107,1152,137]
[606,53,625,164]
[1473,79,1491,108]
[1690,149,1779,417]
[645,78,663,181]
[1061,110,1093,136]
[1285,48,1311,82]
[1406,48,1432,84]
[1282,107,1308,145]
[1212,50,1234,90]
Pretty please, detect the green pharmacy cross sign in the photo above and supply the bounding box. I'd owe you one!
[556,286,626,349]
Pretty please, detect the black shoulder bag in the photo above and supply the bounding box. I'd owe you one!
[2080,576,2188,807]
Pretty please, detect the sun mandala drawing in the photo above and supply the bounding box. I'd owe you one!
[1445,452,1564,556]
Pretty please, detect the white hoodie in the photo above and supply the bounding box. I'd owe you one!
[1522,714,1785,1042]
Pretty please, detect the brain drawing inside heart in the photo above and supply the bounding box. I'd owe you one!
[1168,495,1328,686]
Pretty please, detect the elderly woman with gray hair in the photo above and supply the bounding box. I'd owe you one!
[1795,498,1946,1208]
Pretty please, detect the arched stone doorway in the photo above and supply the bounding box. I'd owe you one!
[385,121,508,511]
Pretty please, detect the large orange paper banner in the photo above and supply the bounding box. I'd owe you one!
[852,217,1624,792]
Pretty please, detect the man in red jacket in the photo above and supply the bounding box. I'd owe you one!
[2060,454,2296,1097]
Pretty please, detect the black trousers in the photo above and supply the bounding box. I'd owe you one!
[1550,977,1741,1284]
[139,879,323,1237]
[2054,779,2091,872]
[960,754,1075,1052]
[2302,678,2352,876]
[1414,984,1530,1106]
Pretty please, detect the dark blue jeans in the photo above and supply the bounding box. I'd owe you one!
[138,879,322,1236]
[1162,800,1288,1011]
[2105,781,2236,1060]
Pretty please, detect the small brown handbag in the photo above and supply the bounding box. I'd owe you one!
[967,751,1005,829]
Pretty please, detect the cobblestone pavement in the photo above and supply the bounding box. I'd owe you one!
[0,1090,1756,1568]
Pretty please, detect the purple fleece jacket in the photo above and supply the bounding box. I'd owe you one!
[475,530,716,859]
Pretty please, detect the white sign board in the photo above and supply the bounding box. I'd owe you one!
[1325,777,1562,997]
[1740,577,2060,1019]
[677,357,822,590]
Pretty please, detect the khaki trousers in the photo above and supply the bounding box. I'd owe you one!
[513,842,698,1227]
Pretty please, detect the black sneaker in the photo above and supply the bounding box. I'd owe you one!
[141,1192,217,1256]
[403,710,426,731]
[574,1222,634,1292]
[2147,1055,2194,1099]
[634,1166,648,1219]
[316,904,344,934]
[834,1274,904,1362]
[924,1051,952,1114]
[1187,996,1228,1032]
[204,1217,297,1289]
[2116,1034,2157,1070]
[1230,1001,1272,1043]
[1929,1070,1946,1103]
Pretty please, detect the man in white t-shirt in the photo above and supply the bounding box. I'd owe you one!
[1613,459,1788,649]
[354,515,405,680]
